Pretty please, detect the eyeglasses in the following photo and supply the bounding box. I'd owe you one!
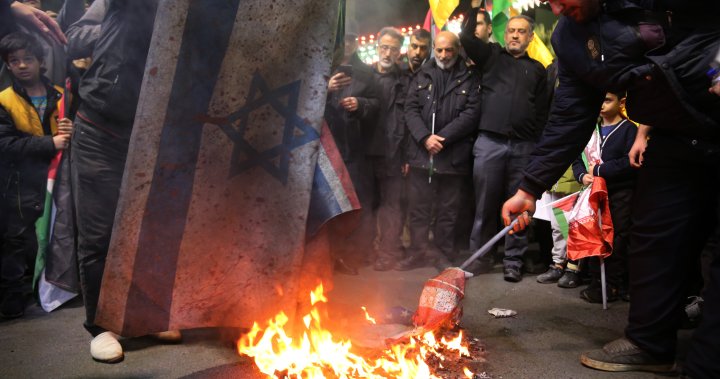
[7,56,37,67]
[378,45,400,53]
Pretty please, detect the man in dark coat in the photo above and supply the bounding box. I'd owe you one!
[325,31,379,275]
[461,12,549,282]
[397,31,480,271]
[502,0,720,375]
[367,27,409,271]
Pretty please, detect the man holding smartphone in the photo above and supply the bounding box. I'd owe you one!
[325,30,379,275]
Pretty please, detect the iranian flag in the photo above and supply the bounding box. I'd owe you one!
[549,178,614,261]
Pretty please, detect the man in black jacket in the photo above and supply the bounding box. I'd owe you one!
[501,0,720,375]
[461,12,549,282]
[368,27,408,271]
[396,31,480,271]
[325,31,379,275]
[67,0,182,363]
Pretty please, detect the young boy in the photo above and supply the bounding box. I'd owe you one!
[0,32,72,318]
[572,91,637,303]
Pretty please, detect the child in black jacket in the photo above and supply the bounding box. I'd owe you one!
[0,32,72,318]
[572,91,637,303]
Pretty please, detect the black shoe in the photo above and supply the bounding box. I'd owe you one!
[465,259,494,275]
[536,265,564,284]
[0,292,25,319]
[503,267,522,283]
[580,284,619,303]
[395,255,425,271]
[557,270,580,288]
[580,338,676,373]
[334,258,358,275]
[373,258,396,271]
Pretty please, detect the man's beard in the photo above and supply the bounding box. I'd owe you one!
[434,55,458,70]
[378,59,393,69]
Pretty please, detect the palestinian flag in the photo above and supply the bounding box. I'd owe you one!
[550,191,580,240]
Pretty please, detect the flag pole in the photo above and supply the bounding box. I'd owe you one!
[600,256,607,310]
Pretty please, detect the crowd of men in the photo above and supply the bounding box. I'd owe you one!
[327,11,550,285]
[1,0,720,376]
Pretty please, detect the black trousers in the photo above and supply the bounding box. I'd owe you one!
[0,205,37,294]
[623,132,719,375]
[469,133,535,270]
[70,116,130,336]
[407,168,465,259]
[373,158,405,260]
[584,187,633,288]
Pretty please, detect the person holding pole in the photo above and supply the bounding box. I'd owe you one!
[396,31,480,272]
[501,0,720,375]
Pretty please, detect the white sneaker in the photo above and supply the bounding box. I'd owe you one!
[150,330,182,343]
[90,331,123,363]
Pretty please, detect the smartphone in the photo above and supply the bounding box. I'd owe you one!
[337,64,353,77]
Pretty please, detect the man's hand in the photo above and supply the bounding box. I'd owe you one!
[57,118,73,135]
[53,133,70,150]
[328,72,352,92]
[501,189,536,234]
[582,173,594,186]
[629,124,651,168]
[710,78,720,96]
[340,97,358,112]
[424,134,445,155]
[10,1,67,45]
[401,163,409,177]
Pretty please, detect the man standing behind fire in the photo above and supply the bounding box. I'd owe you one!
[325,30,379,275]
[501,0,720,376]
[368,27,408,271]
[397,31,480,271]
[461,11,549,282]
[403,28,430,77]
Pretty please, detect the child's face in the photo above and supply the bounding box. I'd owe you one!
[600,93,622,118]
[7,49,42,85]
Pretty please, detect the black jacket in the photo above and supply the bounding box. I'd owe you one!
[325,54,380,164]
[0,79,62,220]
[368,63,409,174]
[77,0,158,136]
[461,10,549,141]
[520,0,720,198]
[404,58,481,175]
[571,119,638,192]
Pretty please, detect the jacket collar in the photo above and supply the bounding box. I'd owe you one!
[11,76,62,105]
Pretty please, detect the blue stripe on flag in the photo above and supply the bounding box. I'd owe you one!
[125,0,241,331]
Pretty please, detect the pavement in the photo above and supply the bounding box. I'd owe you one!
[0,263,691,378]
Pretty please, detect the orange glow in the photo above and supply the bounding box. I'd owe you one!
[237,284,474,378]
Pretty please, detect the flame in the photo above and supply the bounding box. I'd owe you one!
[463,366,474,378]
[237,284,475,378]
[361,306,377,325]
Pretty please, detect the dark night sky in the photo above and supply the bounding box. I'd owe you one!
[350,0,431,36]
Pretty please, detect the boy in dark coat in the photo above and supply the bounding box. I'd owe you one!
[0,31,71,318]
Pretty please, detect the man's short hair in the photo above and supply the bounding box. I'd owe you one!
[507,15,535,33]
[377,27,404,45]
[410,28,431,43]
[0,32,44,64]
[609,90,627,99]
[477,9,492,25]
